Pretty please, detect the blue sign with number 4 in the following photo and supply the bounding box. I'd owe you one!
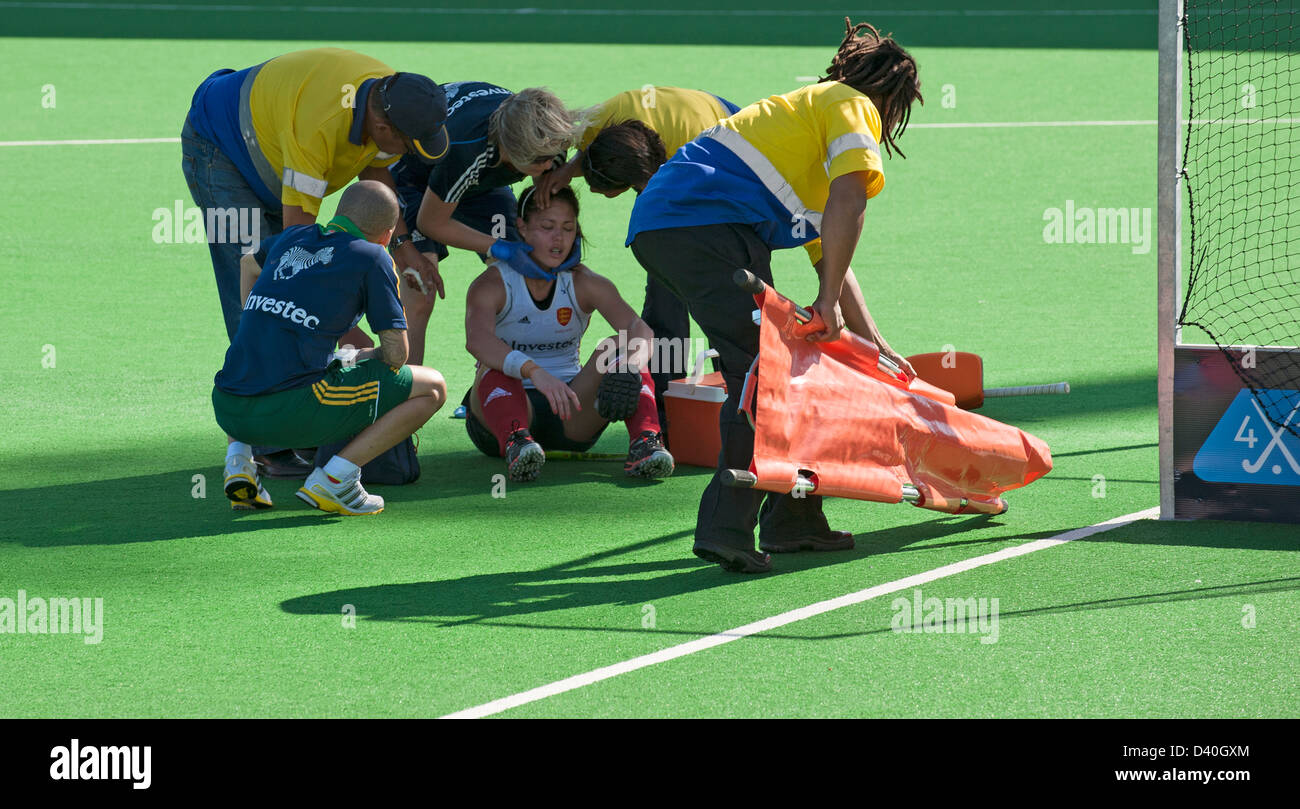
[1193,389,1300,485]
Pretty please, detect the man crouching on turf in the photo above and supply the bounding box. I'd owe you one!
[212,180,448,515]
[463,183,673,482]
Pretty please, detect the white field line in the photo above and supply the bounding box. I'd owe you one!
[912,120,1155,129]
[442,506,1160,719]
[4,118,1295,148]
[0,138,182,146]
[0,3,1160,17]
[912,118,1300,129]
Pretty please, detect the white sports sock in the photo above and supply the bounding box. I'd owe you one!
[227,441,253,462]
[323,455,361,484]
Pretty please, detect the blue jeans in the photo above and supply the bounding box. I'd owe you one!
[181,118,283,341]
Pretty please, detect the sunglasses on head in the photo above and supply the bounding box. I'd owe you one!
[377,74,399,114]
[583,150,625,191]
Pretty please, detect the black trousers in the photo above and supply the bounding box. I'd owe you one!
[631,223,830,550]
[640,275,692,430]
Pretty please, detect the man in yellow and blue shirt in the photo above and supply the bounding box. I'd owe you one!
[627,23,923,573]
[629,81,886,265]
[183,47,449,341]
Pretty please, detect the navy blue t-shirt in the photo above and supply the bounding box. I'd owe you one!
[390,81,557,206]
[214,221,407,396]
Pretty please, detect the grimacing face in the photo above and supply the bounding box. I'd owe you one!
[517,199,578,270]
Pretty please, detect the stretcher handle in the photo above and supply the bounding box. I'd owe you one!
[733,268,904,378]
[733,269,771,299]
[985,382,1071,397]
[721,468,921,504]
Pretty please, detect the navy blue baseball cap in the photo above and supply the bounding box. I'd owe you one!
[378,73,449,163]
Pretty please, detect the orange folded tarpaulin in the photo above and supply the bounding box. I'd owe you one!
[739,284,1053,515]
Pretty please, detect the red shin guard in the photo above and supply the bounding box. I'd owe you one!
[626,369,661,437]
[477,370,529,455]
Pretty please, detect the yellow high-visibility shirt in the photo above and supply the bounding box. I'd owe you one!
[248,48,401,215]
[716,82,884,265]
[578,87,734,155]
[627,81,885,266]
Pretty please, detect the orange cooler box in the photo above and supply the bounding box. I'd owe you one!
[664,349,727,468]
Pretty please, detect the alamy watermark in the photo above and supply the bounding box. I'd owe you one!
[1042,200,1151,255]
[891,588,999,644]
[152,201,261,253]
[0,590,103,644]
[50,739,150,789]
[595,332,712,375]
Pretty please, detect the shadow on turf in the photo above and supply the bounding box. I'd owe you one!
[1051,442,1157,459]
[435,574,1300,641]
[0,447,715,546]
[0,468,346,547]
[280,512,983,626]
[280,511,1300,640]
[281,528,738,627]
[1075,516,1300,552]
[277,511,1042,628]
[790,574,1300,642]
[976,373,1156,426]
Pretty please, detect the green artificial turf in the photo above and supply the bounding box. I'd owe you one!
[0,11,1296,718]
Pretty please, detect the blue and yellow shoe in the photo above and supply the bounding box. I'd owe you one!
[225,455,273,510]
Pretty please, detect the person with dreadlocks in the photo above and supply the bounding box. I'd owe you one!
[531,87,744,433]
[626,20,923,573]
[463,183,675,482]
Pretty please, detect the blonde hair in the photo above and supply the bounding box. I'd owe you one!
[489,88,586,168]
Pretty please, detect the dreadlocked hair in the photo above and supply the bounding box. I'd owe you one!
[821,18,922,158]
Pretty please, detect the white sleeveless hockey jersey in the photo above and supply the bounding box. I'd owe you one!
[492,263,591,387]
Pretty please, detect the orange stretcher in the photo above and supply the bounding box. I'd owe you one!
[721,271,1053,515]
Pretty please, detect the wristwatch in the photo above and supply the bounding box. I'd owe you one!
[390,232,413,251]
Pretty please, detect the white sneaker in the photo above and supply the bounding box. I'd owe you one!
[295,468,384,516]
[225,454,272,509]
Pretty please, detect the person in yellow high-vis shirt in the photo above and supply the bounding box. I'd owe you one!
[184,48,449,342]
[626,21,924,573]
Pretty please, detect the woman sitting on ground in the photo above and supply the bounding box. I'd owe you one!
[463,183,674,482]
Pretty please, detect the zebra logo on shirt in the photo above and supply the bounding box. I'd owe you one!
[272,246,334,280]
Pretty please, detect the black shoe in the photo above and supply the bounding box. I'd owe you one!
[595,369,644,421]
[760,530,855,554]
[625,431,675,478]
[693,540,773,574]
[505,428,545,482]
[255,449,314,479]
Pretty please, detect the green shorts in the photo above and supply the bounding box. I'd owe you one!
[213,360,414,448]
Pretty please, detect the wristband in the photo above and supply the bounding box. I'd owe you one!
[503,350,533,380]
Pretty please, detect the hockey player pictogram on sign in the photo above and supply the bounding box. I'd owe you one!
[1193,389,1300,485]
